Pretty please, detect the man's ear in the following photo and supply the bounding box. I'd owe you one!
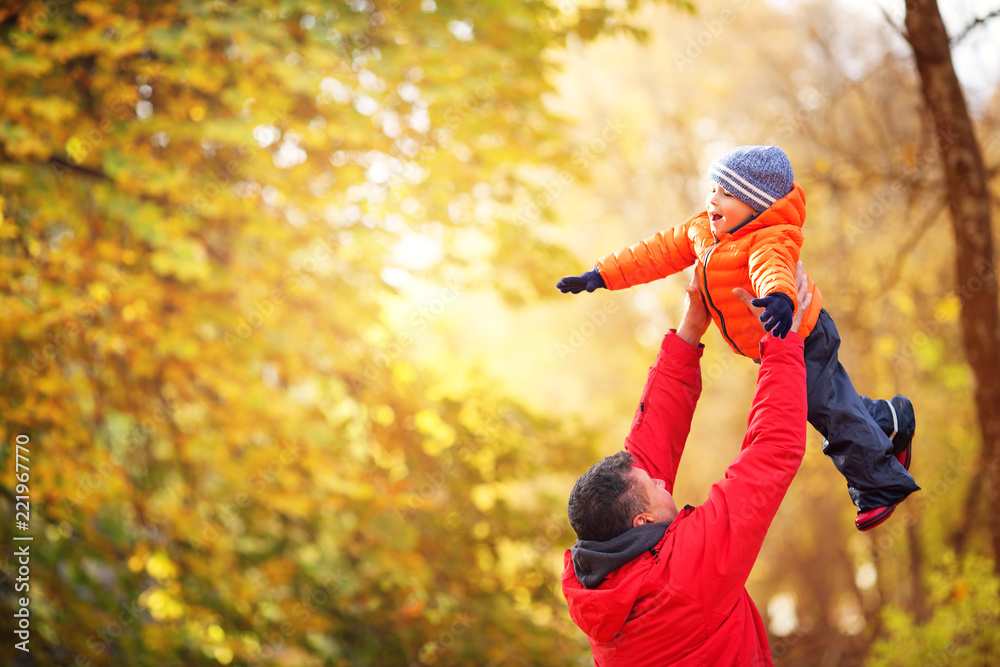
[632,513,655,528]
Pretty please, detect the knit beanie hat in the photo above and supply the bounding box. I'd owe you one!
[708,145,794,212]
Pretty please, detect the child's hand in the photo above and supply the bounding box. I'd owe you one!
[751,293,794,338]
[556,269,606,294]
[732,260,812,337]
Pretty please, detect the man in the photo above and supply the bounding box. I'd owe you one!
[561,265,812,666]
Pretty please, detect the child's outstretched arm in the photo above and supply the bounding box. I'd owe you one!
[556,215,701,293]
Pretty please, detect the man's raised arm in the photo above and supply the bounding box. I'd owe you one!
[717,332,807,550]
[672,267,811,612]
[624,274,711,493]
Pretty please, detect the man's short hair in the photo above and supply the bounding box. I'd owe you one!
[567,451,649,542]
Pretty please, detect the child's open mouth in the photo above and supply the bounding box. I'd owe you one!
[710,213,723,224]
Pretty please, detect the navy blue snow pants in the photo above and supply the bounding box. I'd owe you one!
[804,309,920,511]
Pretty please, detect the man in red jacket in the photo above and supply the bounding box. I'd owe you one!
[561,267,812,666]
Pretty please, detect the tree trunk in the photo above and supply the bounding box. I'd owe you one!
[907,520,929,622]
[904,0,1000,566]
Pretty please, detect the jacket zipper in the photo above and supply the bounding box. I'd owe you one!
[701,241,746,357]
[634,382,652,428]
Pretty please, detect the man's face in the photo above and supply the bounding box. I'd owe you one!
[705,183,757,235]
[631,467,679,527]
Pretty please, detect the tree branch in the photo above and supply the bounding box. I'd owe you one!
[49,155,112,182]
[883,8,908,43]
[951,7,1000,46]
[43,154,186,212]
[880,195,948,293]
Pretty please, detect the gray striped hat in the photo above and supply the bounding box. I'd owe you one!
[708,145,794,212]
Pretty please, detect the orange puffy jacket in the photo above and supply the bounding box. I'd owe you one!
[596,182,822,360]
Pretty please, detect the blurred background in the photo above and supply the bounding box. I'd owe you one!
[1,0,999,664]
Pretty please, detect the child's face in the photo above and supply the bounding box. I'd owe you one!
[706,184,758,235]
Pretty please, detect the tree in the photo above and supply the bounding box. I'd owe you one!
[0,1,687,664]
[903,0,1000,565]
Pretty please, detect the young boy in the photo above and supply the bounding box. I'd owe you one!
[557,145,919,531]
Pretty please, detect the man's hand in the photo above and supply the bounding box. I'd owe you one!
[557,269,606,294]
[676,272,712,346]
[732,260,813,334]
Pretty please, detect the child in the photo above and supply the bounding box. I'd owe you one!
[557,145,919,531]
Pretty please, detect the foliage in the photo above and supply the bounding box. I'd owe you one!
[0,0,687,664]
[869,553,1000,666]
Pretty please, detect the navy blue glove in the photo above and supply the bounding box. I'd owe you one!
[751,292,794,338]
[556,269,606,294]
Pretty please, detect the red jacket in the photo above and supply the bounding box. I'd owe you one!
[595,183,823,360]
[562,331,807,666]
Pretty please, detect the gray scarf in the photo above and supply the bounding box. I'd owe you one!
[571,522,670,589]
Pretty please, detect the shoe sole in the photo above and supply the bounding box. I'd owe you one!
[856,505,896,531]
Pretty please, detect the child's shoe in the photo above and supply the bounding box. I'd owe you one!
[854,396,915,531]
[884,395,915,470]
[865,394,915,467]
[845,396,917,532]
[856,505,896,531]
